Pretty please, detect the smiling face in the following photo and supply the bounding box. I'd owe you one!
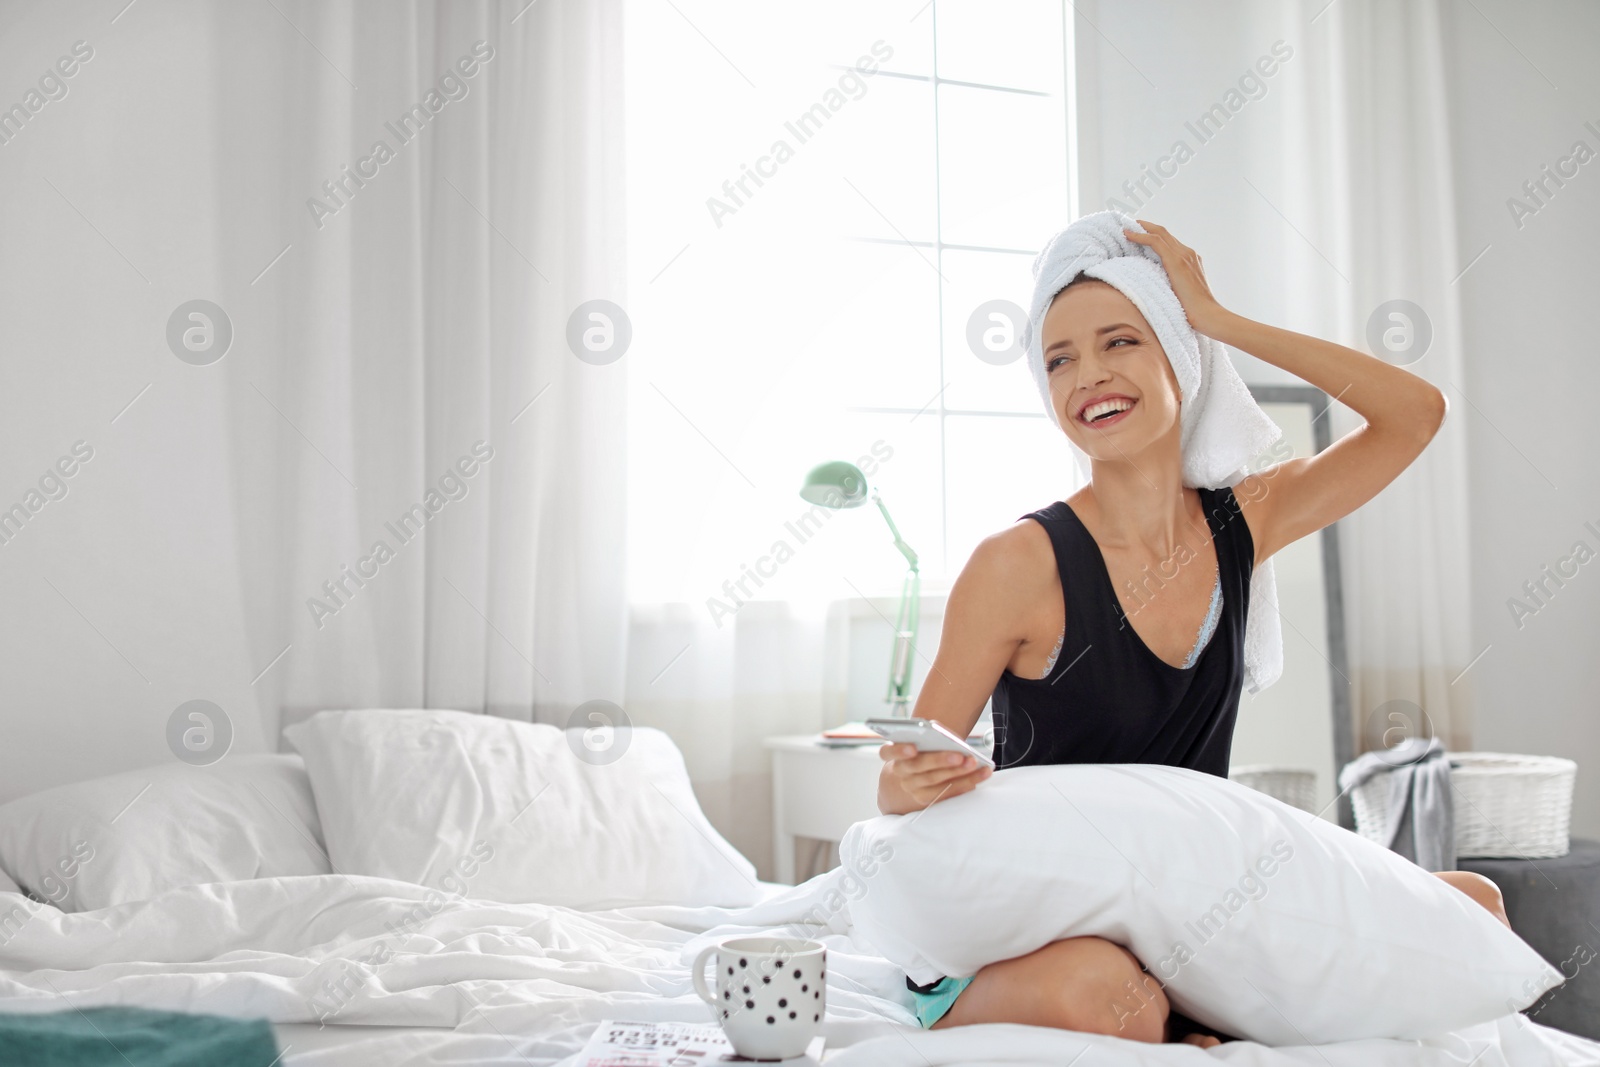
[1039,278,1183,464]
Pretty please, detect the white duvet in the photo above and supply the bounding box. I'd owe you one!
[1,871,1598,1067]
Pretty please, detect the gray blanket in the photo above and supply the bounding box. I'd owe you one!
[1337,735,1455,871]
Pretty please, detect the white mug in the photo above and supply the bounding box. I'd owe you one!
[692,936,826,1060]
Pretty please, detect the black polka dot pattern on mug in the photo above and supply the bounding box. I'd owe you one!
[704,943,827,1056]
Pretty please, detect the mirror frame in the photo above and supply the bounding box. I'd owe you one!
[1246,384,1354,829]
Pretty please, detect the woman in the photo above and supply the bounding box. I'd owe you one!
[876,219,1509,1048]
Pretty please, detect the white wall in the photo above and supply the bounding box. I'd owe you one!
[1439,2,1600,837]
[0,4,274,802]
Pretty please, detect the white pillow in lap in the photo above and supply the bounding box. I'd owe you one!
[0,753,329,912]
[283,708,761,909]
[837,763,1562,1045]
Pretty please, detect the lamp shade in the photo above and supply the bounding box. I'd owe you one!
[798,461,869,508]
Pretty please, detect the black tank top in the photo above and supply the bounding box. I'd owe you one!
[989,485,1255,778]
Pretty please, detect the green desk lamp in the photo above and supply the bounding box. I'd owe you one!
[799,460,920,717]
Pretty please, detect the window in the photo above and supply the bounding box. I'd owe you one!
[625,1,1081,610]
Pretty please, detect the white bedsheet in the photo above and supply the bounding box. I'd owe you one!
[0,871,1597,1066]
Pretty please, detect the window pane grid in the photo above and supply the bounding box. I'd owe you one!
[836,0,1072,581]
[846,236,1039,256]
[828,65,1053,99]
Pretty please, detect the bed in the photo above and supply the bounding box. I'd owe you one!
[3,870,1600,1066]
[0,709,1597,1066]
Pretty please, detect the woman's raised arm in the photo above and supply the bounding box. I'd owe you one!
[1124,220,1447,568]
[1213,309,1446,567]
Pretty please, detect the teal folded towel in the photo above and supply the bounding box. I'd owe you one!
[0,1006,279,1067]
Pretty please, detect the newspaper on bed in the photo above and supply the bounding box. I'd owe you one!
[577,1020,826,1065]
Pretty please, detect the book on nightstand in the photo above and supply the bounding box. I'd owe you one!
[817,721,890,747]
[576,1020,827,1064]
[818,720,991,748]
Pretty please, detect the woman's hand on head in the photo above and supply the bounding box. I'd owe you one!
[1122,220,1230,337]
[878,742,993,811]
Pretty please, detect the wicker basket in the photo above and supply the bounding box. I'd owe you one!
[1350,751,1576,860]
[1229,765,1318,814]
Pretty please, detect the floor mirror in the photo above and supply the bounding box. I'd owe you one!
[1230,384,1354,829]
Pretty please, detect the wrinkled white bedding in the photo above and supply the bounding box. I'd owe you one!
[1,870,1597,1066]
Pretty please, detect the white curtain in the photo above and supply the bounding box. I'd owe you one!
[624,601,851,879]
[1308,0,1476,753]
[1235,0,1476,752]
[0,1,628,799]
[212,0,631,736]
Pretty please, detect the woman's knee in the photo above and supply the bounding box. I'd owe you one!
[1029,937,1169,1042]
[1435,870,1509,926]
[1068,940,1171,1043]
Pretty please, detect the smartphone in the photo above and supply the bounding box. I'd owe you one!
[864,717,995,770]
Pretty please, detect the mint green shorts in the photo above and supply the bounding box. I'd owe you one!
[907,974,976,1028]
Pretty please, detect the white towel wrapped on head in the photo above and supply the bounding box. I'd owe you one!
[1024,209,1285,693]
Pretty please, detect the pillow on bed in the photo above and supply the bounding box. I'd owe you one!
[0,866,19,896]
[0,754,330,913]
[283,708,761,909]
[838,763,1562,1046]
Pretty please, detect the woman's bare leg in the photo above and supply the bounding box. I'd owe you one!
[930,936,1204,1044]
[1433,870,1510,927]
[923,880,1504,1045]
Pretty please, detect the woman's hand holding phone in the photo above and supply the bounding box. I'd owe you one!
[878,743,993,810]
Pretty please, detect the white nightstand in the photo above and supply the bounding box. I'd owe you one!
[762,735,887,885]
